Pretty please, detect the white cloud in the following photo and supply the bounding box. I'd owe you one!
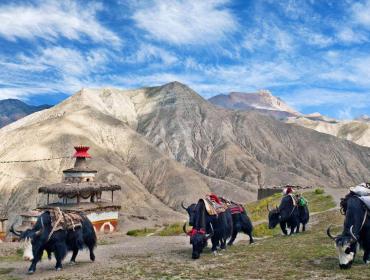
[17,47,109,77]
[131,0,238,45]
[0,1,121,45]
[0,87,52,99]
[0,46,112,99]
[202,60,301,91]
[243,22,295,52]
[336,27,367,43]
[352,0,370,29]
[320,54,370,87]
[126,44,178,66]
[298,28,334,47]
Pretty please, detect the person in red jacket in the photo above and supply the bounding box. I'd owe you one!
[283,186,294,195]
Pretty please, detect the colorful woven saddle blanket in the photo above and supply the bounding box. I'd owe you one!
[228,204,245,214]
[201,196,228,216]
[219,197,244,214]
[202,194,244,216]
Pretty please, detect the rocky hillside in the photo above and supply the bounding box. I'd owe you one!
[210,91,370,147]
[286,114,370,147]
[0,82,369,223]
[0,99,51,128]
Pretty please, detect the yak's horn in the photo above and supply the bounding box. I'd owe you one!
[9,223,21,237]
[349,225,358,242]
[326,225,337,240]
[183,222,188,234]
[181,201,187,210]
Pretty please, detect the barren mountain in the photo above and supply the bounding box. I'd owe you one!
[286,114,370,147]
[209,90,299,119]
[0,82,369,224]
[0,99,50,128]
[210,91,370,147]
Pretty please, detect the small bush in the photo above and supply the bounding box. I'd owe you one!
[156,223,187,236]
[127,228,156,237]
[314,188,324,195]
[253,223,280,237]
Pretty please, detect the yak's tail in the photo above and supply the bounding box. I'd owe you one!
[82,217,97,248]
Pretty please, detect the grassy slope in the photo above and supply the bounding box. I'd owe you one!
[90,190,370,279]
[248,190,336,237]
[94,209,370,279]
[128,190,336,238]
[3,191,367,279]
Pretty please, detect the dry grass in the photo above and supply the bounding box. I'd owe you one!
[83,192,368,279]
[93,209,370,279]
[0,248,23,262]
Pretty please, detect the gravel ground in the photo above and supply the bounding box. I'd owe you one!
[0,232,251,280]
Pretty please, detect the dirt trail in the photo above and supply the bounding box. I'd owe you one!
[0,233,251,280]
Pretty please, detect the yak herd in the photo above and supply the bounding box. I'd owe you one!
[8,187,370,274]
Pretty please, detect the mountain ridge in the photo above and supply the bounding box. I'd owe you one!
[0,98,51,128]
[209,90,370,147]
[0,82,369,224]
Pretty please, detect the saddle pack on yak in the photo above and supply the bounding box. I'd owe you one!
[202,194,244,216]
[283,186,308,208]
[47,207,84,240]
[202,194,228,216]
[347,183,370,210]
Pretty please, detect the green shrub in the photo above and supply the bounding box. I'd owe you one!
[314,188,324,195]
[156,223,186,236]
[127,227,156,237]
[253,223,280,237]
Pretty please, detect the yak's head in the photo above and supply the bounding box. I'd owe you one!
[183,223,213,259]
[181,202,197,226]
[10,212,51,261]
[267,204,280,229]
[327,225,358,269]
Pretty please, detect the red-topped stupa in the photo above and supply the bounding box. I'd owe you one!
[63,146,97,183]
[38,146,121,233]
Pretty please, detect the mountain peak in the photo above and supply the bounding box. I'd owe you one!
[163,81,186,87]
[209,90,299,117]
[356,115,370,122]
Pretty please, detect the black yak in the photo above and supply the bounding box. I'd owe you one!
[10,210,96,274]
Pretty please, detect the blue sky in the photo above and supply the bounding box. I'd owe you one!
[0,0,370,119]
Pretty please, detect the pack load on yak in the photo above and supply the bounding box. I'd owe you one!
[328,182,370,269]
[268,186,310,234]
[203,193,228,215]
[348,182,370,207]
[10,207,96,274]
[182,193,253,259]
[210,194,253,245]
[182,193,233,259]
[283,186,308,207]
